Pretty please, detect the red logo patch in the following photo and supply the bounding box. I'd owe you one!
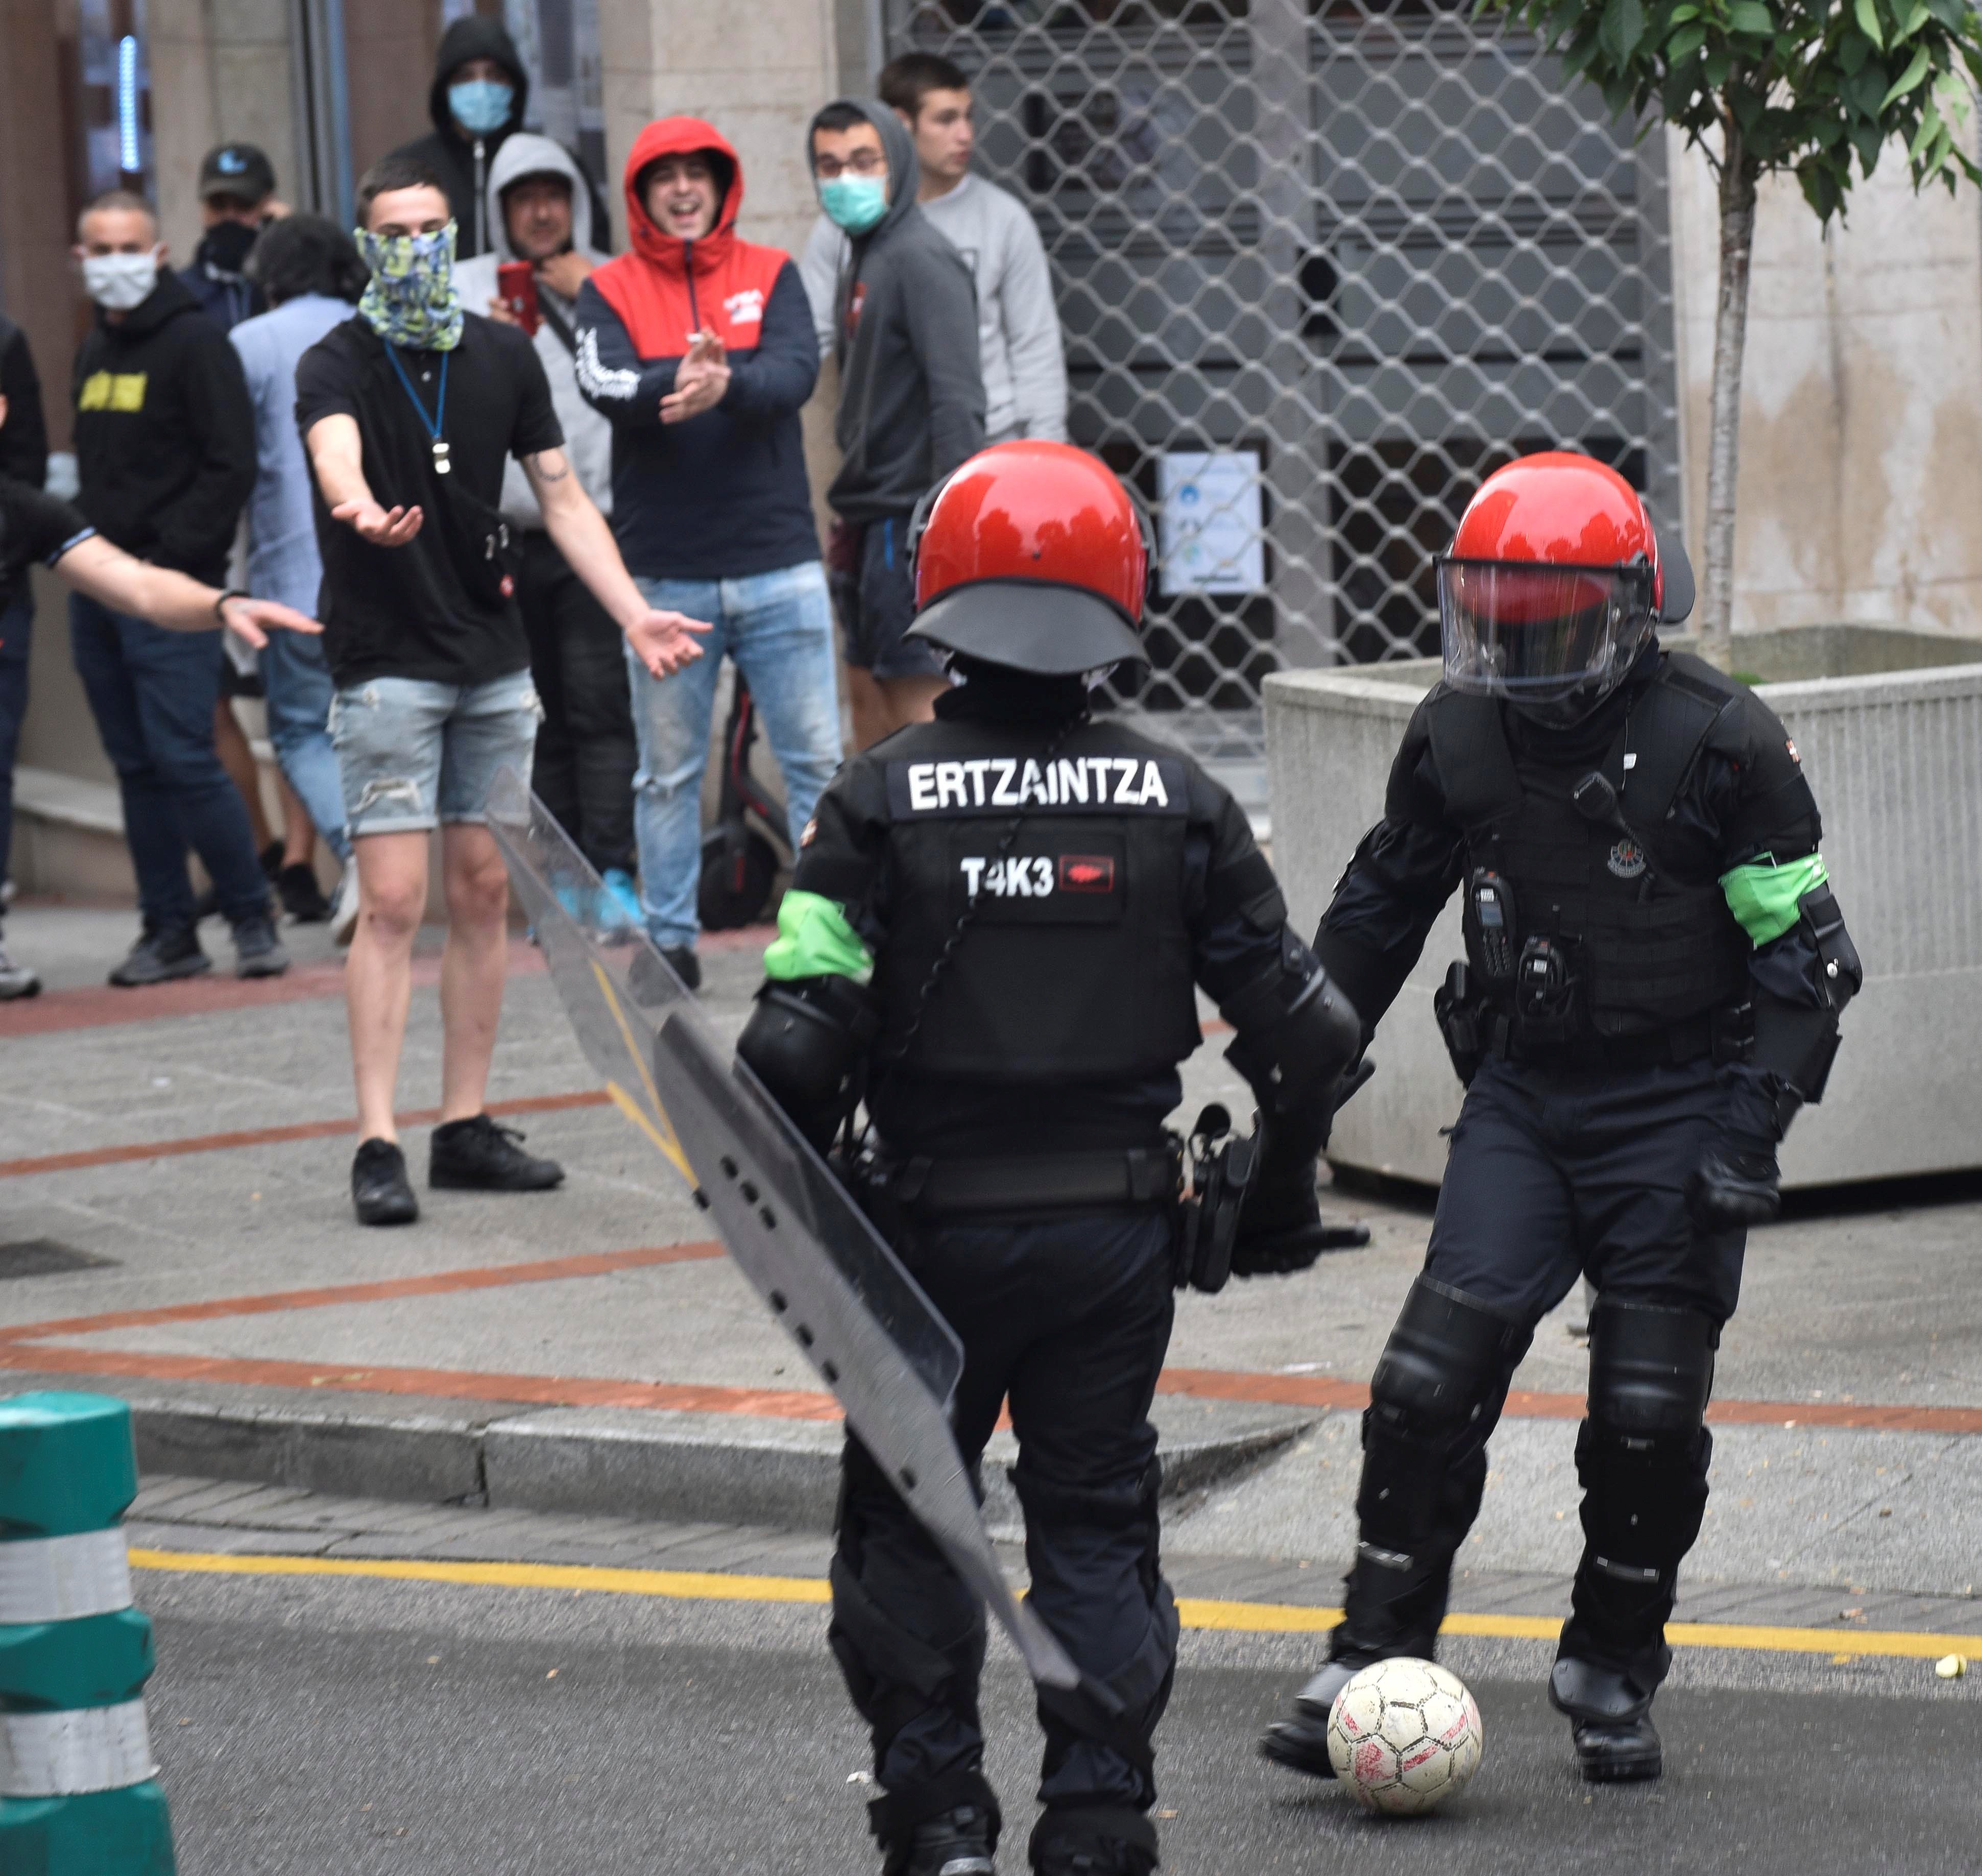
[1058,855,1115,893]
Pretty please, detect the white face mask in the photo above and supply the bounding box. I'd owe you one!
[82,249,160,311]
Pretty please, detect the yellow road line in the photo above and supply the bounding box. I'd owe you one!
[129,1549,1977,1662]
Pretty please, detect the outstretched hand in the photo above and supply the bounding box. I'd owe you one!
[625,607,712,679]
[332,498,424,546]
[220,597,323,650]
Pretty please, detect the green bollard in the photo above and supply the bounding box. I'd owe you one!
[0,1391,175,1874]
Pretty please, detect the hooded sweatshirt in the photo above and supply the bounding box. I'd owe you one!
[455,133,614,530]
[387,18,610,262]
[806,100,985,522]
[70,269,256,585]
[572,117,821,582]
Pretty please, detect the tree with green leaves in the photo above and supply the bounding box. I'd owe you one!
[1481,0,1982,665]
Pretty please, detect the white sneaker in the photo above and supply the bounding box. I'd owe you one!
[0,933,41,999]
[329,868,361,948]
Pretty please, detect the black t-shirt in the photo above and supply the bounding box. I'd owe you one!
[0,476,95,618]
[294,314,562,688]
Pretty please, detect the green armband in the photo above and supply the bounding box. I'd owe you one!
[763,888,874,984]
[1719,853,1828,948]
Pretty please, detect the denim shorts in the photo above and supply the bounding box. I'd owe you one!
[329,668,541,836]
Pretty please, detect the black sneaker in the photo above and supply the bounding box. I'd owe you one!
[231,911,291,979]
[260,840,285,881]
[661,945,700,992]
[428,1115,565,1192]
[276,862,332,923]
[352,1138,419,1226]
[108,926,211,988]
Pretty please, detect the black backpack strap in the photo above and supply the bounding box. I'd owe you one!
[1620,654,1742,825]
[1424,688,1523,832]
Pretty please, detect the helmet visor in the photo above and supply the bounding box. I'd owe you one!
[1436,557,1655,702]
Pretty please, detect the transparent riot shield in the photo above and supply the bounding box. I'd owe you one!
[486,768,1088,1697]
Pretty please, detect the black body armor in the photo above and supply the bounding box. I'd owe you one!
[1425,654,1755,1046]
[867,718,1204,1081]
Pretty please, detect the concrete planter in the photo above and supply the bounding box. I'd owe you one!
[1264,629,1982,1191]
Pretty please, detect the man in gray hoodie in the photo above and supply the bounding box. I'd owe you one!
[457,135,638,906]
[808,99,985,749]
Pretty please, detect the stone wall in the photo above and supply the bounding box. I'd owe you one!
[1667,131,1982,640]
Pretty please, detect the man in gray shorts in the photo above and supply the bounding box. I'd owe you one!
[299,154,705,1225]
[806,98,984,749]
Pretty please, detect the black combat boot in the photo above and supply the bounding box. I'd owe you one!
[892,1804,996,1875]
[1258,1650,1380,1778]
[1029,1807,1157,1876]
[1549,1656,1663,1783]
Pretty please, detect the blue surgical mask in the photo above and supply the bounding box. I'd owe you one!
[819,175,888,235]
[448,79,514,136]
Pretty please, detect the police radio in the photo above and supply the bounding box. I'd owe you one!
[1463,869,1518,987]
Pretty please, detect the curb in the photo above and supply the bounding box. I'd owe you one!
[0,1378,1319,1536]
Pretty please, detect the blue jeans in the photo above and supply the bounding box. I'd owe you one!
[627,560,841,950]
[0,593,30,889]
[259,627,350,863]
[329,668,540,836]
[70,594,270,930]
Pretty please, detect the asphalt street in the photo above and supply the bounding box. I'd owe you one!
[142,1559,1978,1876]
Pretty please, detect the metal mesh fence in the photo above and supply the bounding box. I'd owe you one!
[885,0,1680,806]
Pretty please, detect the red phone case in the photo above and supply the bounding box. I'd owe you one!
[497,261,540,336]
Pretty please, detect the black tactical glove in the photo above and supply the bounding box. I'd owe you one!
[1229,1166,1370,1277]
[1686,1129,1781,1231]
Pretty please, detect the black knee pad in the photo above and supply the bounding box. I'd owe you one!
[1580,1300,1719,1576]
[1588,1298,1718,1436]
[1357,1277,1528,1549]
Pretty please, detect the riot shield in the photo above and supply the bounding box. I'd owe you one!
[487,768,1087,1696]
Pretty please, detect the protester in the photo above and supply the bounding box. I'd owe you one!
[177,139,329,917]
[69,189,286,987]
[231,214,369,940]
[805,100,985,751]
[573,117,839,986]
[297,153,706,1228]
[387,17,606,262]
[456,134,638,922]
[180,142,284,330]
[0,311,48,996]
[802,53,1067,448]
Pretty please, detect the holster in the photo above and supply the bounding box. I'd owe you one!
[1173,1105,1258,1294]
[1434,960,1495,1087]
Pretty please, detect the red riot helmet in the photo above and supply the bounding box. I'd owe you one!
[1436,452,1694,726]
[907,441,1153,676]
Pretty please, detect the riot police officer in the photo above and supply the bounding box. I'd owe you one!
[737,442,1361,1875]
[1259,453,1861,1784]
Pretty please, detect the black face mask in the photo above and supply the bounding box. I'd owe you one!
[198,219,259,277]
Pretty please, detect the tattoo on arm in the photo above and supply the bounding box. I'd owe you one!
[527,451,573,483]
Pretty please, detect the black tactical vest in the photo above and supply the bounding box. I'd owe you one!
[871,717,1205,1081]
[1426,655,1752,1038]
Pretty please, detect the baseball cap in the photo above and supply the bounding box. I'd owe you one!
[198,143,276,204]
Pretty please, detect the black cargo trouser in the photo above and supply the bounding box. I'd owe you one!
[1340,1053,1747,1684]
[516,528,637,877]
[830,1206,1178,1856]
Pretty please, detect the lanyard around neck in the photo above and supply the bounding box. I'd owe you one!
[385,343,452,475]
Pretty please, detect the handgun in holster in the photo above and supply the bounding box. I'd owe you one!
[1173,1102,1258,1294]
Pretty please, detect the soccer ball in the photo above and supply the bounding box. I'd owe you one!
[1326,1658,1483,1815]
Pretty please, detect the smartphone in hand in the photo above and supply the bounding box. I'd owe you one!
[497,261,540,336]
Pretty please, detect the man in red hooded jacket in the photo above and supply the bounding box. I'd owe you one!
[574,117,840,989]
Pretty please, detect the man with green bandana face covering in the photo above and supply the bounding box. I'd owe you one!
[295,153,707,1230]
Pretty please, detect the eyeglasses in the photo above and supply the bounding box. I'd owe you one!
[812,149,886,180]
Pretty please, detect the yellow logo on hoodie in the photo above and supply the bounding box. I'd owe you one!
[78,371,148,413]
